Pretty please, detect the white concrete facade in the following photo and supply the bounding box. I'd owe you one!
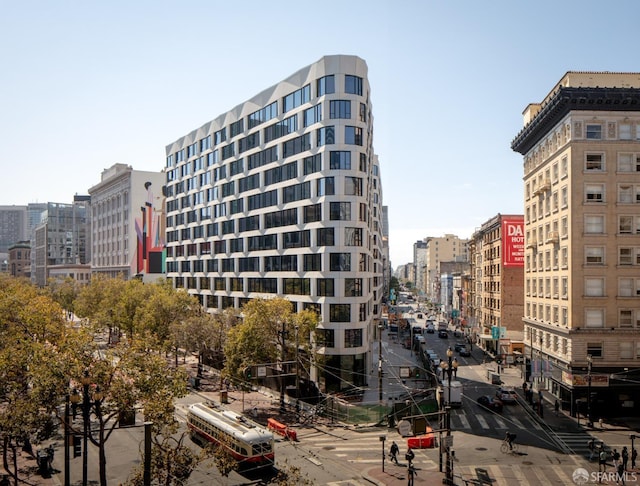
[163,55,384,392]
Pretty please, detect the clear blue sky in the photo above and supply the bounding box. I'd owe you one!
[2,1,639,267]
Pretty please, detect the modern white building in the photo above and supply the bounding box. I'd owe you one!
[164,55,384,393]
[89,163,165,281]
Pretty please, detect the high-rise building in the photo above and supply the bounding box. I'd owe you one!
[422,235,468,303]
[468,214,525,354]
[89,163,166,281]
[164,55,384,393]
[32,199,91,286]
[512,72,640,418]
[0,205,27,266]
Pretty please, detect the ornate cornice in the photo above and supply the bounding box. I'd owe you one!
[511,87,640,155]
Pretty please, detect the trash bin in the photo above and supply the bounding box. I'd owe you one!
[220,390,228,403]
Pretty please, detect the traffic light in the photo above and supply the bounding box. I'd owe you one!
[244,367,252,380]
[73,435,82,458]
[414,368,420,378]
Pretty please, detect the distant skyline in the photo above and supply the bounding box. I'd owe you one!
[2,1,639,267]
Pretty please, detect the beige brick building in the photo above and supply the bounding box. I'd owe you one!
[512,72,640,418]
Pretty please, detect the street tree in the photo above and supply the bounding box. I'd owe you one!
[0,275,66,483]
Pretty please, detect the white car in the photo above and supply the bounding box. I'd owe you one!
[496,386,517,404]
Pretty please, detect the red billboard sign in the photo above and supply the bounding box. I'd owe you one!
[502,217,524,267]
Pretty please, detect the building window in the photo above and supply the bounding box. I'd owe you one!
[585,153,604,171]
[619,246,631,265]
[344,177,363,196]
[586,124,602,140]
[283,84,311,113]
[344,227,363,246]
[317,177,335,196]
[329,100,351,119]
[345,278,363,297]
[345,75,363,95]
[584,215,605,234]
[304,254,321,271]
[317,227,335,246]
[330,151,351,170]
[620,124,632,140]
[345,126,363,145]
[230,119,244,138]
[585,184,604,202]
[586,342,603,357]
[330,202,351,220]
[585,309,604,328]
[618,278,640,297]
[316,328,335,347]
[303,204,321,223]
[585,247,604,265]
[620,309,634,328]
[316,75,335,97]
[330,253,351,271]
[316,126,335,146]
[283,278,310,295]
[303,154,322,175]
[317,278,334,296]
[303,105,322,127]
[330,304,350,322]
[620,342,633,359]
[585,278,605,297]
[344,329,362,347]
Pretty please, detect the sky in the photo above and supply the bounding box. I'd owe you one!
[2,1,640,267]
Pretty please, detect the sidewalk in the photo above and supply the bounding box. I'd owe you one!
[363,463,446,485]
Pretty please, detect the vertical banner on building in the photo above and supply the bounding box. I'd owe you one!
[502,217,525,267]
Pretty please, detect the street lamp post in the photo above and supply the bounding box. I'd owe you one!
[379,435,386,473]
[440,348,458,484]
[295,325,300,413]
[439,348,457,486]
[80,371,91,486]
[277,320,288,414]
[70,370,103,486]
[587,354,593,428]
[378,323,383,404]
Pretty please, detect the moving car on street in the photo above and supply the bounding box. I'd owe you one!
[477,395,503,413]
[496,386,518,404]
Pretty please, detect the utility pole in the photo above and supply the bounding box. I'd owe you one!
[278,320,288,413]
[295,325,300,413]
[378,322,383,403]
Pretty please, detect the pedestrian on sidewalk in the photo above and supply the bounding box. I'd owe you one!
[407,463,417,486]
[613,448,621,468]
[389,441,399,464]
[632,447,637,469]
[588,438,597,461]
[622,446,629,471]
[405,447,415,464]
[599,447,608,473]
[554,399,560,416]
[617,462,625,485]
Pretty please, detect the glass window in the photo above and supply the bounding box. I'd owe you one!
[345,75,363,95]
[330,304,350,322]
[317,177,335,196]
[317,126,335,146]
[586,124,602,139]
[585,153,604,171]
[330,253,351,271]
[584,215,604,234]
[329,100,351,119]
[585,184,604,202]
[344,328,362,347]
[585,247,604,265]
[316,278,334,296]
[330,202,351,220]
[345,126,363,146]
[585,310,604,328]
[317,75,335,97]
[585,278,605,297]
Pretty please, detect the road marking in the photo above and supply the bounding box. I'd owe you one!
[457,413,471,429]
[493,416,507,429]
[476,415,489,429]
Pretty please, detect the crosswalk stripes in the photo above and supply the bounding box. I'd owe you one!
[449,407,542,433]
[456,463,581,486]
[553,432,600,456]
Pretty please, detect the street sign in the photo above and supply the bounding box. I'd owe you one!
[443,435,453,448]
[515,356,525,364]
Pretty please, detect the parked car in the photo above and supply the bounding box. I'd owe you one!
[438,330,448,339]
[454,342,466,352]
[457,346,471,357]
[477,395,503,413]
[496,386,518,404]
